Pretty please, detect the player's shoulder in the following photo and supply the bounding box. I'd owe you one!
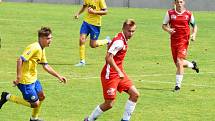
[168,9,175,14]
[99,0,105,2]
[26,42,41,51]
[185,9,192,15]
[113,33,124,41]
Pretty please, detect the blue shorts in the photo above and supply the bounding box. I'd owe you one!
[80,21,101,40]
[17,80,43,103]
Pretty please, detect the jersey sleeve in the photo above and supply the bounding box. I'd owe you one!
[20,45,37,62]
[190,14,196,27]
[163,11,170,25]
[108,40,124,55]
[100,0,107,10]
[39,49,48,64]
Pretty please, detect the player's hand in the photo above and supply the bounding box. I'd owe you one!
[74,14,79,19]
[190,33,196,41]
[118,71,125,79]
[168,28,176,35]
[13,80,19,87]
[58,76,67,84]
[88,7,95,14]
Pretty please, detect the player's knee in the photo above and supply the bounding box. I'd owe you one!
[39,95,45,101]
[104,100,115,110]
[106,103,114,109]
[131,91,140,101]
[90,43,97,48]
[80,37,86,44]
[31,101,40,108]
[176,59,183,67]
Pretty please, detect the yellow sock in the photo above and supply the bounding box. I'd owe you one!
[96,39,108,46]
[80,44,85,61]
[32,101,42,119]
[8,95,31,107]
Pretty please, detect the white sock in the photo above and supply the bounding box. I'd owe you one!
[122,100,136,120]
[6,94,11,100]
[88,105,103,121]
[176,75,183,87]
[185,60,194,68]
[30,117,38,120]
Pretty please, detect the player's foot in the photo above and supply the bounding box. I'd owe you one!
[121,119,129,121]
[30,118,43,121]
[74,60,85,67]
[174,86,180,91]
[0,92,9,109]
[83,117,89,121]
[191,61,199,73]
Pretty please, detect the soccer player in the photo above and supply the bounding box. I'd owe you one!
[74,0,110,66]
[0,27,67,121]
[162,0,199,91]
[84,19,139,121]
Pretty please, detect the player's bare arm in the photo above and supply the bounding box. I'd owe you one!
[74,5,87,19]
[88,7,107,15]
[42,64,67,83]
[190,24,198,41]
[13,57,23,86]
[105,53,124,79]
[162,24,176,35]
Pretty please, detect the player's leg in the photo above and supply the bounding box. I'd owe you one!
[75,34,87,66]
[89,25,110,48]
[171,44,185,91]
[75,21,89,66]
[0,82,42,109]
[183,60,199,73]
[175,57,184,90]
[84,77,118,121]
[121,86,139,121]
[31,80,45,121]
[84,99,115,121]
[181,42,199,73]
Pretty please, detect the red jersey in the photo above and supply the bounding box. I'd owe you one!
[101,32,128,80]
[163,9,195,45]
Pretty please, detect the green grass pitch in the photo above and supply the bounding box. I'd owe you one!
[0,2,215,121]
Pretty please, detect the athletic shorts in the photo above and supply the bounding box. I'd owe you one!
[17,80,43,103]
[80,21,101,40]
[101,74,133,100]
[171,41,189,64]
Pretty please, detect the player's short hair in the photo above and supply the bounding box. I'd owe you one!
[38,27,52,38]
[123,19,136,29]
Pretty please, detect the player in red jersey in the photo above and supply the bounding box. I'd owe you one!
[162,0,199,91]
[84,19,139,121]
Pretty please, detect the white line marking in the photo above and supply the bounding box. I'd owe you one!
[139,80,215,88]
[0,18,37,23]
[1,71,215,77]
[0,72,214,88]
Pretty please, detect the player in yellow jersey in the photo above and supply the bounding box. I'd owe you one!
[0,27,67,121]
[74,0,110,66]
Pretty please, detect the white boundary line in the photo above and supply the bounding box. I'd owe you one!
[0,72,214,88]
[2,71,215,77]
[139,80,215,88]
[0,18,37,23]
